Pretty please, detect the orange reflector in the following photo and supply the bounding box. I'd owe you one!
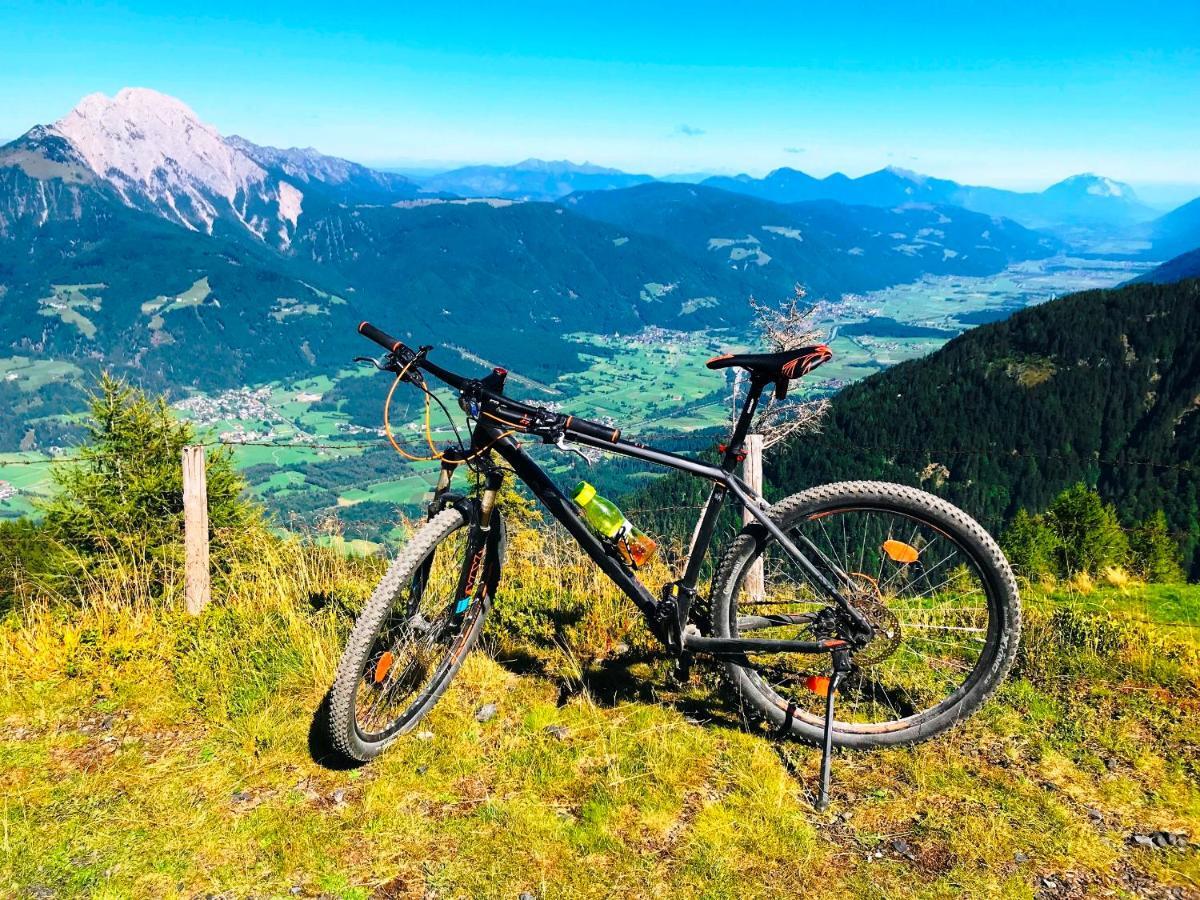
[805,675,832,697]
[373,651,395,684]
[882,539,920,564]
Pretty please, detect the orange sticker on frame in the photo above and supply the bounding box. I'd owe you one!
[882,540,920,564]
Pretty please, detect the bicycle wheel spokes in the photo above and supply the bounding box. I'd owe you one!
[354,527,471,738]
[738,507,993,728]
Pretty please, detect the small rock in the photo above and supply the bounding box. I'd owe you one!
[1014,851,1029,863]
[231,791,252,803]
[415,766,428,775]
[1153,832,1171,848]
[476,703,497,723]
[1103,757,1118,771]
[836,810,853,823]
[99,717,114,732]
[1130,834,1156,849]
[544,725,569,741]
[519,894,535,900]
[289,888,303,897]
[331,789,346,804]
[1040,876,1057,889]
[1087,808,1104,823]
[890,838,912,858]
[415,730,435,741]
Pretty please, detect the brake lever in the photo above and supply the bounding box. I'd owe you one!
[354,355,391,371]
[555,434,600,465]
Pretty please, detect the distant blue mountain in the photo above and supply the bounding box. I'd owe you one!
[418,159,654,200]
[1140,196,1200,260]
[1131,247,1200,285]
[702,167,1158,238]
[562,182,1059,301]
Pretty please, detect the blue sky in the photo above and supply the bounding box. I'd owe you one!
[2,1,1197,197]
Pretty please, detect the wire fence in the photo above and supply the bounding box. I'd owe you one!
[3,434,1195,473]
[3,435,1197,637]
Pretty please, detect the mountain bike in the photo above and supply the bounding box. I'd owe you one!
[326,322,1021,806]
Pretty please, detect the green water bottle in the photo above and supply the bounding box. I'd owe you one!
[572,481,657,567]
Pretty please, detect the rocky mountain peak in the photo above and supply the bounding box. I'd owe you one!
[51,88,268,232]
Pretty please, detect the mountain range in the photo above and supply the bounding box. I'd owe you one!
[409,163,1200,255]
[701,168,1157,235]
[2,87,1198,456]
[419,159,654,201]
[0,91,1061,391]
[562,182,1057,299]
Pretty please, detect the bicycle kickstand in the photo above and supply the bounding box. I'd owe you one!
[816,647,853,811]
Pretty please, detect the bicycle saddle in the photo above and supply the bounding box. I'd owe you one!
[706,345,833,398]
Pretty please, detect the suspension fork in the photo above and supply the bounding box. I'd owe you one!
[450,466,505,617]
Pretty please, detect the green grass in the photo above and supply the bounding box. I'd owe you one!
[37,284,104,339]
[0,356,84,392]
[337,474,432,508]
[1,545,1197,899]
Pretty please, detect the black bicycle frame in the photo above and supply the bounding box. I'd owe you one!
[460,376,872,657]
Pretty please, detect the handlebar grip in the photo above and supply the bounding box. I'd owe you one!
[565,415,621,444]
[358,321,407,353]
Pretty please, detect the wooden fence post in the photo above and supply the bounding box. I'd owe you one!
[742,434,766,604]
[182,445,211,615]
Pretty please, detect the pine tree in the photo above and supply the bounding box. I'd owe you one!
[1044,484,1129,576]
[1001,508,1059,578]
[1129,510,1184,583]
[39,374,255,592]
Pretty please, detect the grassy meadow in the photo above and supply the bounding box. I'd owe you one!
[2,514,1197,899]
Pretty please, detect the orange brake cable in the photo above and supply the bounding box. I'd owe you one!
[383,361,517,463]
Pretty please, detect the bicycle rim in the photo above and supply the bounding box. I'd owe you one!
[731,504,1004,733]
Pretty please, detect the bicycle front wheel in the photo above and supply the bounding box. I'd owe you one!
[712,481,1020,749]
[327,506,503,762]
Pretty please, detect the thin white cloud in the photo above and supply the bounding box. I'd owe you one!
[674,124,705,137]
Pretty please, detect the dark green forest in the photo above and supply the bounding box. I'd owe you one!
[632,278,1200,577]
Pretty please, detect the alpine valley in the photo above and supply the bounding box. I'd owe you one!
[1,88,1194,544]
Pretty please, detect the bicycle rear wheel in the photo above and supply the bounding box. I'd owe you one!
[712,481,1020,749]
[327,506,503,762]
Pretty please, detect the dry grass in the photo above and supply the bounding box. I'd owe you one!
[1,520,1198,899]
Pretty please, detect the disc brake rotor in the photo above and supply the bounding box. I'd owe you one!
[846,574,902,665]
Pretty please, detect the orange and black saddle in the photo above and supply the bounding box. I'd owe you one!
[706,345,833,398]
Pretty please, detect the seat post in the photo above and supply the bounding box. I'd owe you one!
[721,376,767,472]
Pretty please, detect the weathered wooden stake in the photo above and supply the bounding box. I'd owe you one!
[182,445,211,615]
[742,434,766,603]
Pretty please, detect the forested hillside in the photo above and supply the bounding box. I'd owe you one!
[635,279,1200,576]
[770,278,1200,574]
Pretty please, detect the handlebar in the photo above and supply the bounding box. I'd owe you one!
[357,321,406,354]
[357,321,621,445]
